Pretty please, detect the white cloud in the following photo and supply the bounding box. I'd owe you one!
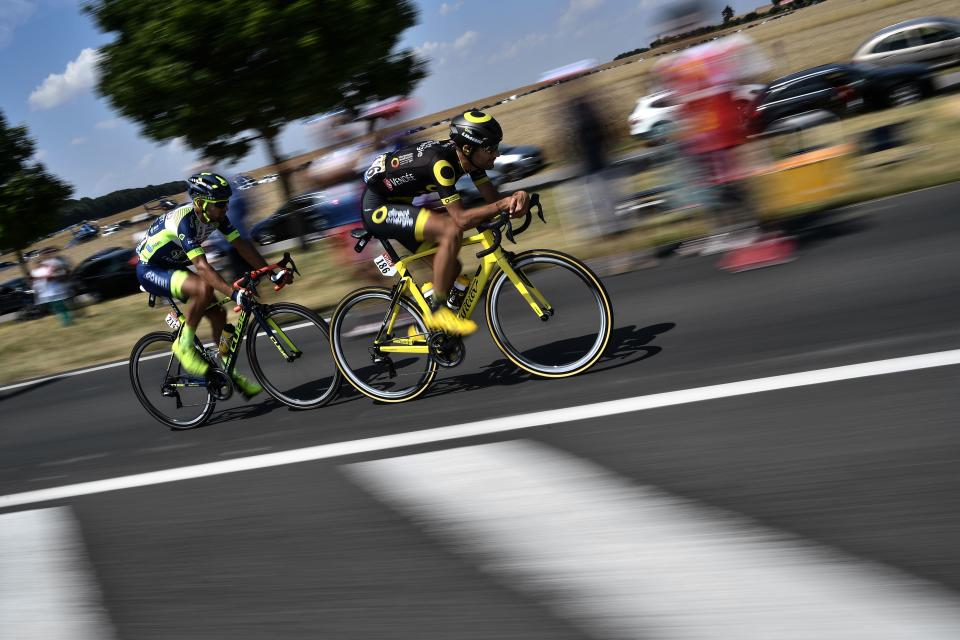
[416,40,444,56]
[0,0,37,49]
[416,30,478,66]
[95,118,121,130]
[71,137,87,145]
[439,1,462,16]
[166,137,188,155]
[33,149,47,162]
[489,32,548,64]
[560,0,604,25]
[29,48,102,110]
[453,30,478,52]
[138,153,154,169]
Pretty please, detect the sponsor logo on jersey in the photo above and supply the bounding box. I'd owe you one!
[416,140,440,157]
[364,154,387,181]
[391,172,416,186]
[395,152,414,165]
[383,178,394,191]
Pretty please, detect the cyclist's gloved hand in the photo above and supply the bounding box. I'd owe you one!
[232,287,257,312]
[270,268,294,288]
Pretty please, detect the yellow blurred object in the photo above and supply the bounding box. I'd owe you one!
[747,111,856,219]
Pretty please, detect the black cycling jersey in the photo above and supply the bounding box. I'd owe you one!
[362,140,490,207]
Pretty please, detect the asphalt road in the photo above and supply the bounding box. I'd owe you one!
[1,182,959,639]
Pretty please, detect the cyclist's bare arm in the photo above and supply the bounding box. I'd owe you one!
[474,181,530,219]
[230,237,269,272]
[191,254,235,299]
[476,179,502,204]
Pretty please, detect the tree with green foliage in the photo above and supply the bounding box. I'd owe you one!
[86,0,426,203]
[722,5,735,24]
[0,112,73,276]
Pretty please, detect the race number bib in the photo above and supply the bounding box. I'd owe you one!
[373,253,397,277]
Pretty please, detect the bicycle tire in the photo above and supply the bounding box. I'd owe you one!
[129,331,216,429]
[329,286,437,403]
[486,249,613,378]
[245,302,341,409]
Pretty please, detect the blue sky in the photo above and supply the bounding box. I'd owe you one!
[0,0,760,199]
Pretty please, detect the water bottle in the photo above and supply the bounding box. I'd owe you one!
[446,274,470,311]
[218,323,235,360]
[420,282,435,308]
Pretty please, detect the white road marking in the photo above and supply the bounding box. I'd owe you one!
[347,440,960,640]
[0,348,958,510]
[0,507,116,639]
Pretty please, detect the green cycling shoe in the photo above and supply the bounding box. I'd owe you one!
[231,371,262,400]
[172,338,210,377]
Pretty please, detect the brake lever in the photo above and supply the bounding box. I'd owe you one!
[531,193,545,223]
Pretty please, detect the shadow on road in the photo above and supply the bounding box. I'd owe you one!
[423,322,675,400]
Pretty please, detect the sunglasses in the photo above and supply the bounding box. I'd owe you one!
[480,144,500,154]
[207,200,229,209]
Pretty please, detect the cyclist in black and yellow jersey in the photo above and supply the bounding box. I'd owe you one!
[360,109,530,336]
[135,172,292,397]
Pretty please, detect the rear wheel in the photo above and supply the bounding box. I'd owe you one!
[129,331,215,429]
[245,302,340,409]
[329,286,437,403]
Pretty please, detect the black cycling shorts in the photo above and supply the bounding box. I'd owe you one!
[361,189,433,254]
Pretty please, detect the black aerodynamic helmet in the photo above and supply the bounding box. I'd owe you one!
[186,172,233,202]
[449,109,503,149]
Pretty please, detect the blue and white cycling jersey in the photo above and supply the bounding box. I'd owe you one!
[136,204,239,269]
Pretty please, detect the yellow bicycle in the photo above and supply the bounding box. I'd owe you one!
[329,194,613,403]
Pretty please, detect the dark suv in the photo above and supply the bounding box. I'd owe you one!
[746,62,936,133]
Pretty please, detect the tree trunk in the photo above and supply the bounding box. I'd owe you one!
[261,131,308,250]
[16,250,30,279]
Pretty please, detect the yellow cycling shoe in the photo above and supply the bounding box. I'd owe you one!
[172,339,210,377]
[424,305,477,336]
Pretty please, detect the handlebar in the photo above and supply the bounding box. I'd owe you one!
[475,193,544,258]
[232,251,300,293]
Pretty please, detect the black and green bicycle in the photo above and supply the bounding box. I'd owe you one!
[130,253,340,429]
[329,194,614,403]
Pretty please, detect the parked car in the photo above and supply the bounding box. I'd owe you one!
[0,277,35,316]
[101,224,121,237]
[853,17,960,70]
[0,260,17,272]
[629,85,764,141]
[71,246,140,302]
[235,174,258,190]
[746,62,937,133]
[72,222,99,243]
[251,185,361,246]
[493,144,546,182]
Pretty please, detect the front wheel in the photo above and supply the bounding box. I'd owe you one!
[486,250,613,378]
[130,331,215,429]
[245,302,341,409]
[329,286,437,403]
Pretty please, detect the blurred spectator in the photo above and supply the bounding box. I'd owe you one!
[218,175,254,279]
[30,250,73,326]
[564,88,656,273]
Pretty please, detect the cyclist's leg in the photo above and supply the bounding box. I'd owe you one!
[421,212,462,301]
[361,192,475,335]
[136,262,210,376]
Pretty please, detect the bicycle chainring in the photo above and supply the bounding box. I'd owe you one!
[206,368,233,401]
[430,333,465,368]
